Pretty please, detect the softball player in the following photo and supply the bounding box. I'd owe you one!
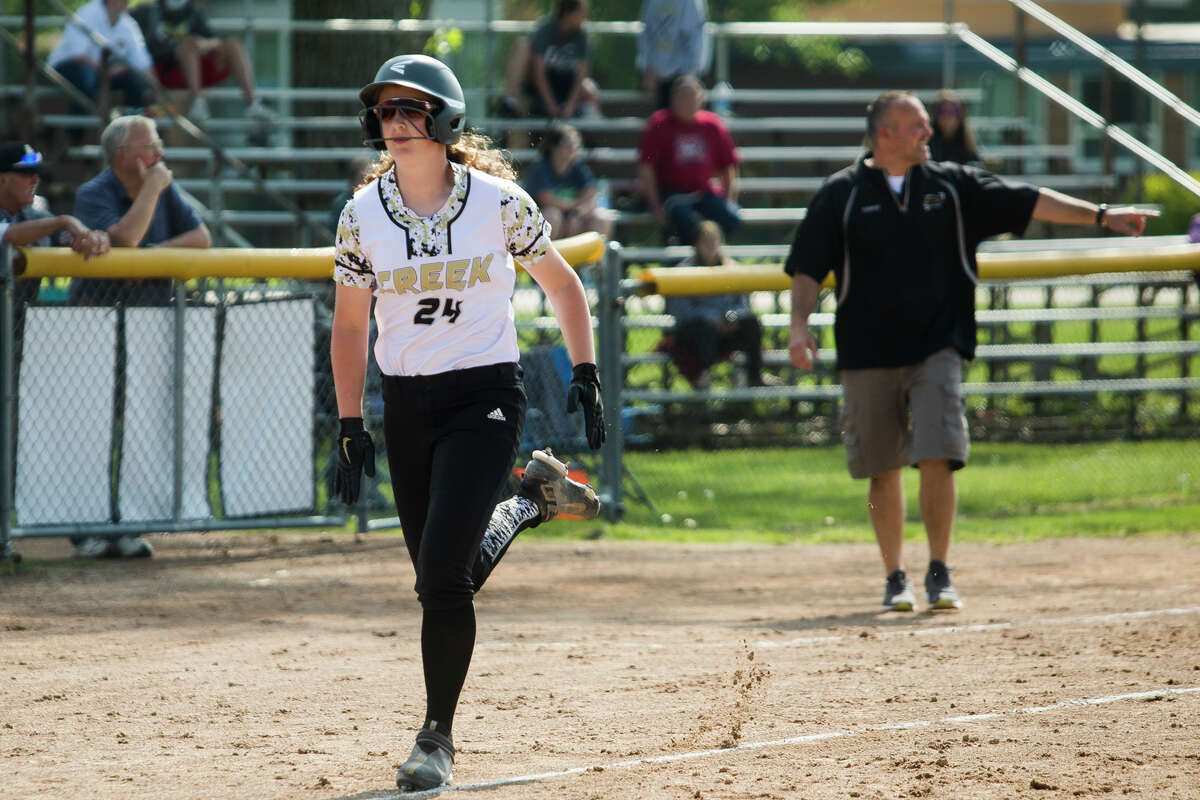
[330,54,605,792]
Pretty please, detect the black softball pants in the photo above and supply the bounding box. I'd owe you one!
[381,362,526,612]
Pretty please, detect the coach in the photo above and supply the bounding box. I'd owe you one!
[69,114,210,307]
[785,90,1157,612]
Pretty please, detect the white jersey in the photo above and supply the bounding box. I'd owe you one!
[334,162,551,376]
[48,0,153,72]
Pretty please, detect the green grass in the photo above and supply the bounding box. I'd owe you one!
[537,440,1200,545]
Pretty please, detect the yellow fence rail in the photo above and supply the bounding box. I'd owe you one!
[14,232,607,281]
[636,243,1200,296]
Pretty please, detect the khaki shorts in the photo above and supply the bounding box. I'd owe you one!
[838,348,969,479]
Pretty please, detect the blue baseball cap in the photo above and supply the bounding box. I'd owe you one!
[0,142,47,174]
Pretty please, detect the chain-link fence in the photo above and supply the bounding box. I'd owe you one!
[6,272,341,537]
[0,246,605,559]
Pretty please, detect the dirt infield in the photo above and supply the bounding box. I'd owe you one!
[3,532,1198,800]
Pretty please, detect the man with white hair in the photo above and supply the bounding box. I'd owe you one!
[69,114,210,308]
[68,115,210,559]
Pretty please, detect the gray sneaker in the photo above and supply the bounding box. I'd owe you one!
[883,569,917,612]
[396,728,454,792]
[519,449,600,524]
[925,561,963,610]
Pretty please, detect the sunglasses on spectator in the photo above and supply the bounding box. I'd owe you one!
[937,105,962,118]
[373,97,437,122]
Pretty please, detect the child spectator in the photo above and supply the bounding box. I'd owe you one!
[928,89,982,167]
[521,123,611,239]
[657,220,765,388]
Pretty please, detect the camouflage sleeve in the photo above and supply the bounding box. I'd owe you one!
[500,182,551,271]
[333,199,375,290]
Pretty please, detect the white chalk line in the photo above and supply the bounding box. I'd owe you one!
[368,607,1200,797]
[380,685,1200,798]
[478,605,1200,653]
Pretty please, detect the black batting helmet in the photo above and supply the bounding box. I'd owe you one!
[358,54,466,149]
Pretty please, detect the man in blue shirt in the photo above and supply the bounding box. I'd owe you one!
[637,0,710,109]
[67,115,209,559]
[69,114,210,306]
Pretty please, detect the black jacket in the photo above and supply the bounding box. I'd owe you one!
[785,155,1038,370]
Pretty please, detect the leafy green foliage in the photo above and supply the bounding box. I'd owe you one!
[1123,171,1200,237]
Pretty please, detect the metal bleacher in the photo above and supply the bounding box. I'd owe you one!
[1,9,1167,253]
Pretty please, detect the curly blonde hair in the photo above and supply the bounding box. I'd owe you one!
[359,131,516,189]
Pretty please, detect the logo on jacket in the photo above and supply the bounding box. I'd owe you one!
[486,408,507,422]
[922,192,946,212]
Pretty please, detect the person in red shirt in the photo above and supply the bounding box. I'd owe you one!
[637,74,741,244]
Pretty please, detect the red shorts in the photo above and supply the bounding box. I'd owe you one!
[155,51,230,90]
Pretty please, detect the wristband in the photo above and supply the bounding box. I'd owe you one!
[1095,203,1108,228]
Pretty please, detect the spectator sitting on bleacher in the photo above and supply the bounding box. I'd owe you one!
[48,0,160,119]
[638,74,741,245]
[499,0,600,120]
[657,220,765,389]
[130,0,274,126]
[928,89,982,167]
[521,123,611,240]
[68,115,210,309]
[637,0,710,110]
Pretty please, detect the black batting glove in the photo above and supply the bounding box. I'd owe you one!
[334,417,376,505]
[566,362,605,450]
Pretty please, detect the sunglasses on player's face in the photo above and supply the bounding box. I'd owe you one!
[374,97,437,123]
